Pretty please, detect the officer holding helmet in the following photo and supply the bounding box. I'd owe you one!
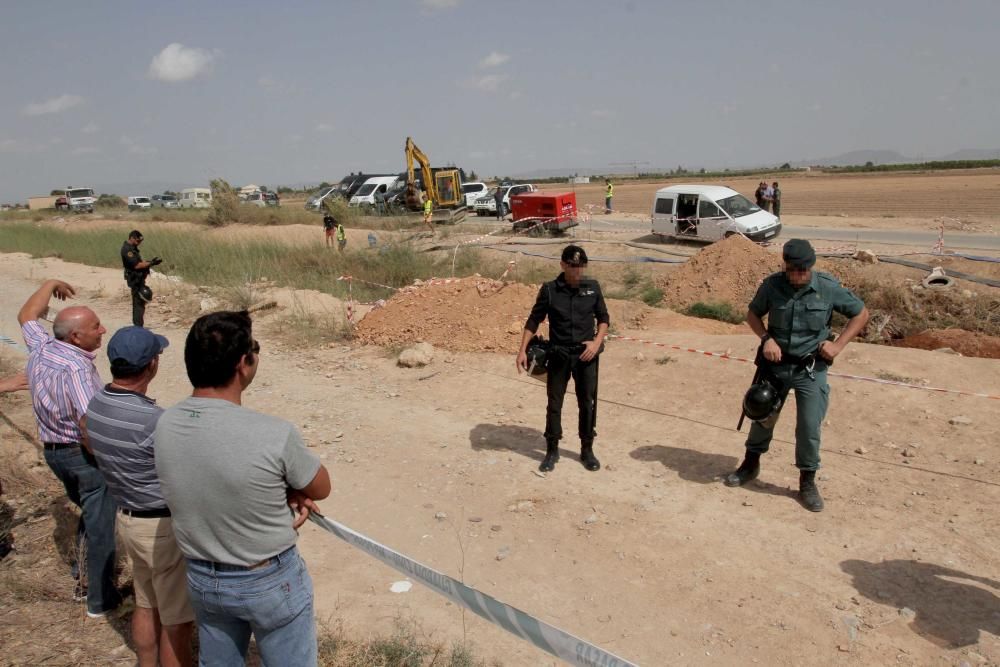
[725,239,869,512]
[121,230,162,327]
[516,245,609,473]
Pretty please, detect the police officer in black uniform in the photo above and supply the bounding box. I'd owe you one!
[517,245,609,473]
[120,230,161,327]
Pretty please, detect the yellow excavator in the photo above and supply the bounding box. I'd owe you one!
[404,136,466,222]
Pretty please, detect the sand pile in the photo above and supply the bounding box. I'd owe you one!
[893,329,1000,359]
[355,277,543,353]
[658,234,782,308]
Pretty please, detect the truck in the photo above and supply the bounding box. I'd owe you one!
[510,191,580,236]
[54,187,96,213]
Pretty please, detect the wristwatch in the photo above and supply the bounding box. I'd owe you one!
[760,333,771,343]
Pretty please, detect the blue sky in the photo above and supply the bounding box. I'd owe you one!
[1,0,998,200]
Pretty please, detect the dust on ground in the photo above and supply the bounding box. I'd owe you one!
[893,329,1000,359]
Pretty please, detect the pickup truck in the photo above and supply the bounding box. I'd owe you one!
[55,187,96,213]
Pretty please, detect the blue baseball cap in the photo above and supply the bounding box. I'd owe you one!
[107,326,169,374]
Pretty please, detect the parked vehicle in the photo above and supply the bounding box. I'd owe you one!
[54,187,96,213]
[461,182,488,208]
[127,196,152,211]
[349,176,399,207]
[474,183,536,217]
[151,194,179,208]
[242,191,276,207]
[264,192,280,207]
[179,187,212,209]
[650,184,781,243]
[510,191,579,235]
[304,173,396,211]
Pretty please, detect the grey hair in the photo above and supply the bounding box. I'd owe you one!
[52,318,73,341]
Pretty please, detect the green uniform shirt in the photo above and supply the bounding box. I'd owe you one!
[749,271,864,359]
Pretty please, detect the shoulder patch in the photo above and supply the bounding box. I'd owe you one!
[127,251,135,257]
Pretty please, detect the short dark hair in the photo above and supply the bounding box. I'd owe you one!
[184,311,254,388]
[110,358,153,380]
[128,229,143,240]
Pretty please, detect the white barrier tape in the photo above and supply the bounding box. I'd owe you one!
[608,334,1000,401]
[308,512,638,667]
[337,275,398,293]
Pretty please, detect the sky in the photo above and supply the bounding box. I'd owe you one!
[1,0,998,201]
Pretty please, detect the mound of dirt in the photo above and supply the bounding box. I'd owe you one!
[892,329,1000,359]
[355,277,541,353]
[658,234,782,308]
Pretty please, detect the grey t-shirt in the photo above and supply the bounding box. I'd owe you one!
[154,397,322,565]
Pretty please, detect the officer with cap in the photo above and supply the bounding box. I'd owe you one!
[121,230,162,328]
[517,245,609,473]
[725,238,869,511]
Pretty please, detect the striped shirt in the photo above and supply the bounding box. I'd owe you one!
[22,320,101,444]
[86,385,166,512]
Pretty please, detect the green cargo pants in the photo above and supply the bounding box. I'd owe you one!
[745,364,829,471]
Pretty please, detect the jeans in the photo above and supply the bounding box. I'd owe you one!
[544,346,599,444]
[744,365,830,470]
[186,546,317,666]
[605,196,612,212]
[44,445,120,614]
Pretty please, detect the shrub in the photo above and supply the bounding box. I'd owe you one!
[206,179,240,227]
[684,301,745,324]
[640,286,665,306]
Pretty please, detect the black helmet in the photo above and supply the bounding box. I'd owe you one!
[743,380,782,422]
[525,335,549,377]
[138,285,153,303]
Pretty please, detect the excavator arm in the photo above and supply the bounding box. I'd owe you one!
[405,137,438,207]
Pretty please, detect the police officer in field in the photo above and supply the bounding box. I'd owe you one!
[726,239,869,511]
[121,230,162,327]
[517,245,609,473]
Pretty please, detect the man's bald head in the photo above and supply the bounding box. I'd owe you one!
[53,306,106,352]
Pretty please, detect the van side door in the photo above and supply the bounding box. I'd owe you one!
[651,197,675,237]
[697,198,727,241]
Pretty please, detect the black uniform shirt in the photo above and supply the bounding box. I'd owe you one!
[121,241,146,285]
[525,273,610,346]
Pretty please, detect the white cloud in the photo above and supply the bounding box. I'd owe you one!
[71,146,101,156]
[22,94,84,116]
[466,74,508,93]
[119,135,158,156]
[421,0,461,10]
[148,43,217,82]
[316,122,334,132]
[82,122,100,134]
[479,51,510,68]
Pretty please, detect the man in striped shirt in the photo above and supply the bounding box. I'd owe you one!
[18,278,121,618]
[87,326,194,667]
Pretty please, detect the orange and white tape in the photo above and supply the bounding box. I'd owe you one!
[608,334,1000,400]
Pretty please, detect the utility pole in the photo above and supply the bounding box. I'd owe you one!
[610,161,650,178]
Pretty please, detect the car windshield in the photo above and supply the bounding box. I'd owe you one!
[134,197,150,204]
[462,184,484,193]
[355,184,377,196]
[197,192,210,200]
[68,189,93,198]
[716,194,760,218]
[160,195,176,202]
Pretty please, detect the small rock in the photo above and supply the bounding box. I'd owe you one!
[434,512,447,520]
[903,499,914,508]
[490,524,502,532]
[495,546,510,561]
[584,513,599,525]
[837,644,850,652]
[398,342,435,368]
[974,458,985,465]
[532,470,546,479]
[854,446,869,455]
[899,607,916,620]
[853,249,878,264]
[901,448,917,458]
[948,416,972,426]
[633,352,645,362]
[742,500,753,507]
[933,347,961,355]
[468,517,482,523]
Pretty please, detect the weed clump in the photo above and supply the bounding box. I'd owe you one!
[684,301,746,324]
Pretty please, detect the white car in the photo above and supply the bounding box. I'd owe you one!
[127,196,151,211]
[151,194,179,208]
[474,183,536,217]
[461,182,488,208]
[650,184,781,242]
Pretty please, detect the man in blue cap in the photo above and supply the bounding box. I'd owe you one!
[86,327,195,665]
[725,239,869,512]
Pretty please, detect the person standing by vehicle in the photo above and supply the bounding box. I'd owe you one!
[121,230,162,328]
[724,239,869,512]
[516,245,609,473]
[605,179,614,214]
[155,311,331,666]
[494,185,505,221]
[18,278,122,617]
[754,182,767,210]
[336,221,347,252]
[323,213,336,248]
[423,195,434,232]
[771,181,782,218]
[86,326,194,666]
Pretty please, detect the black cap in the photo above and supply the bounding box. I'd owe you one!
[128,229,143,240]
[782,238,816,269]
[561,245,588,266]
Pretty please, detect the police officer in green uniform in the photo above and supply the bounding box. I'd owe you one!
[725,239,869,511]
[517,245,609,473]
[120,230,161,327]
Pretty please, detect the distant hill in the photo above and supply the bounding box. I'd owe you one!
[938,148,1000,161]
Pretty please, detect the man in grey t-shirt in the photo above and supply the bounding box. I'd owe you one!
[155,311,331,666]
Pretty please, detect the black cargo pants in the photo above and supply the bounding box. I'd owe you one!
[544,344,599,444]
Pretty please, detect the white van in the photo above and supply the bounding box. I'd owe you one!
[179,187,212,209]
[461,182,488,207]
[127,196,151,211]
[349,176,399,207]
[651,184,781,243]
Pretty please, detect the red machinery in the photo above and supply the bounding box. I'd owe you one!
[509,191,579,235]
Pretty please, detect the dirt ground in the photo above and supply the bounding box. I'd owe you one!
[1,243,999,666]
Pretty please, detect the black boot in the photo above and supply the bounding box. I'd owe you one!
[799,470,824,512]
[724,451,761,487]
[580,441,600,471]
[539,440,559,473]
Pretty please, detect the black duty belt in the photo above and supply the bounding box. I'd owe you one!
[43,442,79,450]
[119,507,171,519]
